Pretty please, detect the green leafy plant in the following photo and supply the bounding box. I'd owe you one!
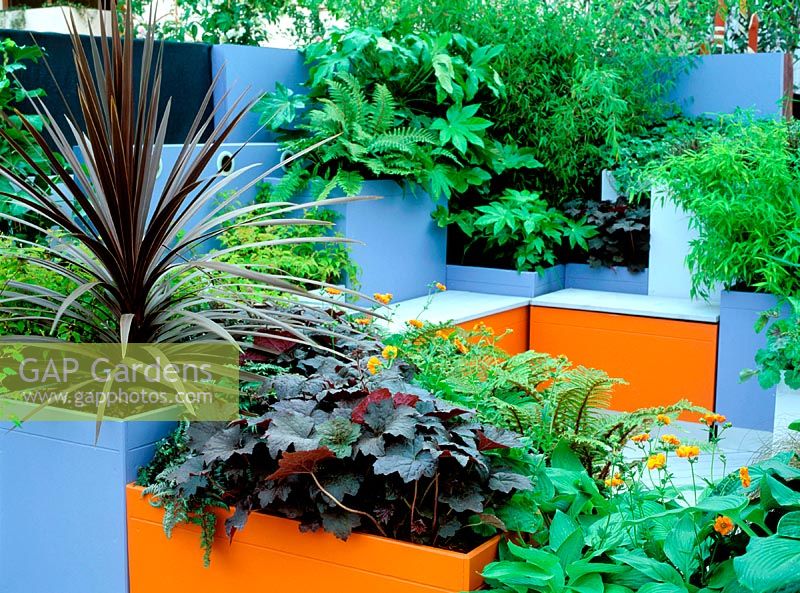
[0,38,64,240]
[653,117,800,298]
[391,322,702,476]
[563,197,649,272]
[742,297,800,389]
[0,1,369,348]
[139,321,534,563]
[433,190,596,272]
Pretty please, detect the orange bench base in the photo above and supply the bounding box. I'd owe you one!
[529,306,717,414]
[457,306,530,355]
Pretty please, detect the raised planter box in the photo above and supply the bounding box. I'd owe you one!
[0,404,176,593]
[211,45,308,143]
[716,291,783,431]
[564,263,648,295]
[127,484,499,593]
[298,181,446,302]
[445,264,564,298]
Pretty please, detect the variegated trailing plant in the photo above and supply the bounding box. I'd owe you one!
[0,0,375,349]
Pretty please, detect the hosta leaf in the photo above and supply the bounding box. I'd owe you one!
[777,511,800,539]
[498,492,544,534]
[612,550,684,586]
[664,514,699,578]
[734,535,800,593]
[761,475,800,509]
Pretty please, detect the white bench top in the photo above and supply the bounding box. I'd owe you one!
[531,289,720,323]
[379,290,530,332]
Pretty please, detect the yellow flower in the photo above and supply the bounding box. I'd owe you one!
[354,317,372,326]
[656,414,672,425]
[676,445,700,459]
[324,286,342,295]
[434,282,446,291]
[647,453,666,470]
[453,338,468,354]
[739,466,751,488]
[407,319,424,329]
[435,329,450,340]
[604,473,624,488]
[714,515,734,536]
[631,433,651,444]
[374,292,393,305]
[382,345,398,360]
[660,434,681,447]
[367,356,381,375]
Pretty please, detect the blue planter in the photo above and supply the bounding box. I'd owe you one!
[564,264,649,295]
[668,53,791,119]
[445,264,564,298]
[715,290,782,431]
[211,45,308,143]
[325,181,446,302]
[0,406,176,593]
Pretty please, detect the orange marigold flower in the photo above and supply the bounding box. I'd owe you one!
[435,329,450,340]
[656,414,672,425]
[381,345,398,360]
[661,434,681,446]
[739,466,751,488]
[676,445,700,459]
[407,319,424,329]
[453,338,468,354]
[373,292,393,305]
[324,286,342,295]
[367,356,381,375]
[647,453,666,470]
[434,282,447,291]
[604,473,624,488]
[631,433,651,444]
[714,515,734,536]
[354,317,372,326]
[702,413,728,426]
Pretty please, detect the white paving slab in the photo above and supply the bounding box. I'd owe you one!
[377,290,530,332]
[531,288,720,323]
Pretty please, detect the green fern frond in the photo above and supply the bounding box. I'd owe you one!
[368,128,437,154]
[550,366,625,435]
[369,84,397,134]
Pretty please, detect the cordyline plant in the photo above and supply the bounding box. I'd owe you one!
[0,0,373,351]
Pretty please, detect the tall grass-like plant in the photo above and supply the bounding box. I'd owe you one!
[0,1,371,349]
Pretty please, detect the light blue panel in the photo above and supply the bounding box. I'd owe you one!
[565,263,649,295]
[668,53,788,118]
[445,264,564,298]
[0,419,175,593]
[715,291,784,430]
[341,181,446,302]
[211,45,308,142]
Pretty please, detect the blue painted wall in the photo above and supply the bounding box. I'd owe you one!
[668,53,789,118]
[211,45,308,143]
[715,291,782,431]
[564,264,649,295]
[446,264,564,298]
[0,416,175,593]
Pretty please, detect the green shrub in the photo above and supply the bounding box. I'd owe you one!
[652,118,800,298]
[742,297,800,389]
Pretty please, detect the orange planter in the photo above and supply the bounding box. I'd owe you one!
[127,484,499,593]
[529,306,718,416]
[457,306,530,355]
